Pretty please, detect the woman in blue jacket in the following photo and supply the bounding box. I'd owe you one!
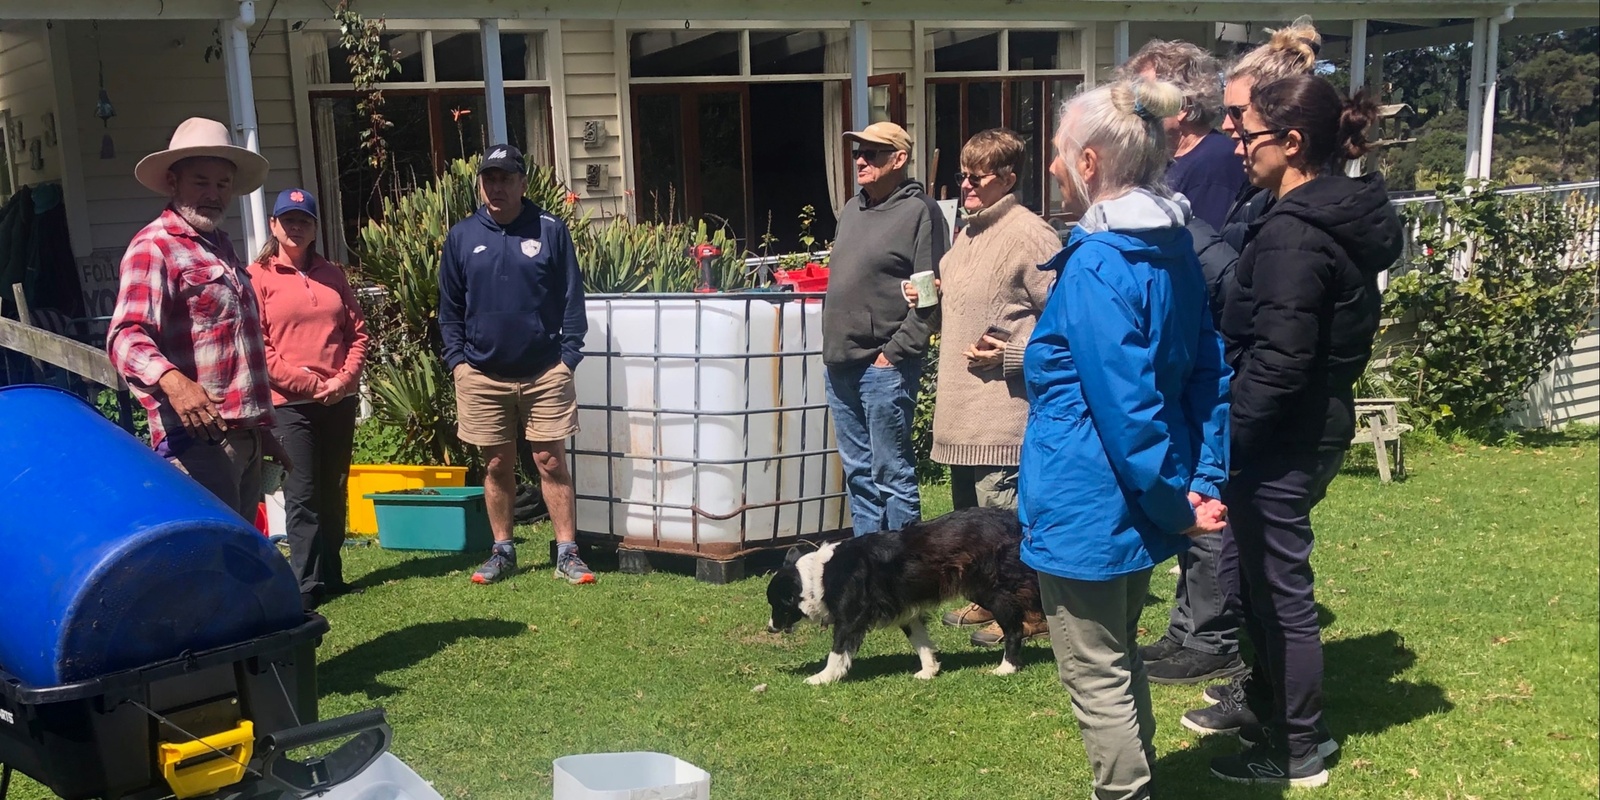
[1022,78,1231,800]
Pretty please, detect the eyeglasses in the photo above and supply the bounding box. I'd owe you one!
[1233,127,1286,146]
[955,171,996,186]
[853,148,893,163]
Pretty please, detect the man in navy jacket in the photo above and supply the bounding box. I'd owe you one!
[439,144,593,585]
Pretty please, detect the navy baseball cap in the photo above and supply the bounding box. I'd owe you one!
[479,144,527,175]
[272,188,319,219]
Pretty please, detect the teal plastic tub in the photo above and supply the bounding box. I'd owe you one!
[364,487,492,552]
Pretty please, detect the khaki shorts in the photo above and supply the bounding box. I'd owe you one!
[454,361,579,447]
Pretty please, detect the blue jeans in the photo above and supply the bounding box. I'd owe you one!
[825,359,923,536]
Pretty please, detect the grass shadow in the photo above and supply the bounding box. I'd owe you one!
[783,642,1052,683]
[320,619,526,699]
[350,552,486,588]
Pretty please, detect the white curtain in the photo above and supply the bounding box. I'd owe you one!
[822,32,848,223]
[304,39,351,264]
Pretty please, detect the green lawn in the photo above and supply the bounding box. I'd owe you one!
[9,436,1598,799]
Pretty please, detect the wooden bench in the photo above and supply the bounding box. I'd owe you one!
[1354,398,1412,483]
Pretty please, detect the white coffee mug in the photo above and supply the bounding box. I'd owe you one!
[902,270,938,308]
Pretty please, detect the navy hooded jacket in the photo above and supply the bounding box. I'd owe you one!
[438,199,586,378]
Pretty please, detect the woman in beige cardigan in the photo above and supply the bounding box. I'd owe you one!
[913,129,1061,645]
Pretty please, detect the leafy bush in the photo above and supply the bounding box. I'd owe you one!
[1366,182,1600,434]
[914,338,945,483]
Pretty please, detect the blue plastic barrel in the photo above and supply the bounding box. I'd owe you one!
[0,385,302,687]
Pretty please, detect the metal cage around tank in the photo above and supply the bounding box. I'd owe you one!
[567,292,852,562]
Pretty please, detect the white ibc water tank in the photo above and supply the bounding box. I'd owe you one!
[572,295,850,555]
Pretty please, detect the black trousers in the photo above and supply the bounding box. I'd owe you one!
[1231,448,1346,760]
[273,398,358,598]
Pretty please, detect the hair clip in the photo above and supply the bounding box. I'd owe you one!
[1299,36,1322,56]
[1132,99,1157,122]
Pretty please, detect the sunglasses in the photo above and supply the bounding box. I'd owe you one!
[853,148,893,163]
[1233,127,1287,146]
[955,171,996,186]
[1225,104,1249,123]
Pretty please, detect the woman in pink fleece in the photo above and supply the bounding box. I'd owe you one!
[249,188,368,612]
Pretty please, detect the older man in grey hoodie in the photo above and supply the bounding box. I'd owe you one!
[822,122,948,536]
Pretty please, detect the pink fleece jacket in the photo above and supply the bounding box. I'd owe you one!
[248,251,369,407]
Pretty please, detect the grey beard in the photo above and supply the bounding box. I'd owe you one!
[174,203,222,233]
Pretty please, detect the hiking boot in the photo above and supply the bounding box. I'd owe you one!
[1239,721,1340,761]
[1182,680,1259,736]
[970,615,1049,647]
[1203,672,1250,706]
[1210,745,1330,789]
[471,544,517,584]
[1147,648,1248,685]
[942,602,994,628]
[1138,636,1185,664]
[555,551,598,585]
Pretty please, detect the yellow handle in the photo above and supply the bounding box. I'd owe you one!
[157,720,255,799]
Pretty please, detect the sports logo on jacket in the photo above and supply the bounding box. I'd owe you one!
[521,239,542,258]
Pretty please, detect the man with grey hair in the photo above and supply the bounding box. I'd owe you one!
[1120,40,1246,230]
[1119,41,1250,687]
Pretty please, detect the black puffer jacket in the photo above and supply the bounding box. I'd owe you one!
[1220,173,1403,461]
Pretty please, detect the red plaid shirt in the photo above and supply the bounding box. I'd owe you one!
[107,207,274,447]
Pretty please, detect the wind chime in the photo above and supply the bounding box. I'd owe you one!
[92,21,117,159]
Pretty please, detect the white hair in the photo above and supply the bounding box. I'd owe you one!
[1054,79,1185,207]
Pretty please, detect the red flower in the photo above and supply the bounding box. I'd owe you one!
[565,191,579,205]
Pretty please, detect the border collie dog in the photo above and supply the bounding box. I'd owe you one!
[765,507,1042,684]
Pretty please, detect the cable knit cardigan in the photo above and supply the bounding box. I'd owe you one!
[930,194,1061,467]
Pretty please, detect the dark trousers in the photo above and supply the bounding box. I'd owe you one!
[1163,527,1242,655]
[273,398,358,598]
[1229,449,1345,760]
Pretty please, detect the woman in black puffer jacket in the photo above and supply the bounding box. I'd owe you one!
[1200,74,1403,789]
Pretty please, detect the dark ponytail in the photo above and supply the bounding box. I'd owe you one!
[1251,74,1377,174]
[1336,91,1379,162]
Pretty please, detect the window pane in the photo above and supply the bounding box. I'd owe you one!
[927,30,999,72]
[434,32,483,82]
[501,33,545,81]
[1008,31,1059,71]
[314,94,433,251]
[439,93,489,164]
[750,30,843,75]
[968,81,1002,134]
[928,83,963,203]
[1045,78,1083,219]
[1008,80,1046,213]
[630,31,740,78]
[636,93,686,221]
[870,85,892,124]
[318,31,425,83]
[697,91,747,238]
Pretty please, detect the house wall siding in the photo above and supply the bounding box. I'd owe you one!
[0,22,61,186]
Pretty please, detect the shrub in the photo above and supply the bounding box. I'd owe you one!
[1366,182,1600,434]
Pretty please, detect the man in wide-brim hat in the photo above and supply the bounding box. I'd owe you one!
[107,117,292,520]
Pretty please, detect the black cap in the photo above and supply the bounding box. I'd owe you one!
[478,144,526,175]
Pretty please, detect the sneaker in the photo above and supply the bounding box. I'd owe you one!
[554,551,597,585]
[1210,746,1329,789]
[942,602,995,628]
[970,615,1049,647]
[1203,672,1249,706]
[1147,648,1248,685]
[1239,721,1340,761]
[1182,682,1259,736]
[1137,636,1185,664]
[471,545,517,584]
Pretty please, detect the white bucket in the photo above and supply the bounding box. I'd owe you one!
[315,753,444,800]
[552,752,711,800]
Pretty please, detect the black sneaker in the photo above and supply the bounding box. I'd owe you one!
[1138,636,1184,663]
[1147,647,1247,685]
[1181,681,1259,736]
[1202,672,1248,706]
[1238,721,1340,761]
[1210,746,1329,788]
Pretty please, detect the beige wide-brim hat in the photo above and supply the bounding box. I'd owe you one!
[134,117,270,195]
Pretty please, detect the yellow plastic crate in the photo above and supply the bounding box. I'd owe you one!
[346,465,468,535]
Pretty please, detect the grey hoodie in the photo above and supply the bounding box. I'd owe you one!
[822,180,948,368]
